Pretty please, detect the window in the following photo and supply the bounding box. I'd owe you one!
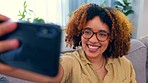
[0,0,114,28]
[0,0,69,28]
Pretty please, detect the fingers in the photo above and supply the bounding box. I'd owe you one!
[0,21,17,36]
[0,39,19,52]
[0,14,10,20]
[0,16,18,52]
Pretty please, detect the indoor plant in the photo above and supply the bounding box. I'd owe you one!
[114,0,134,16]
[18,0,45,23]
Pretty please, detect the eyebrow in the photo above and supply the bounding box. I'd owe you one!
[99,30,109,33]
[84,27,109,33]
[84,27,92,30]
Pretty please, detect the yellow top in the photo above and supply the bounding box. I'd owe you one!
[60,49,137,83]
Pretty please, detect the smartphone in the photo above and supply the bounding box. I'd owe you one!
[0,21,62,77]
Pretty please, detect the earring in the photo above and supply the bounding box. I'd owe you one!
[79,41,82,46]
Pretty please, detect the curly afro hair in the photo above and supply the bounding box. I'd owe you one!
[104,7,133,58]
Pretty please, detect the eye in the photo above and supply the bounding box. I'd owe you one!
[83,29,92,35]
[98,32,108,37]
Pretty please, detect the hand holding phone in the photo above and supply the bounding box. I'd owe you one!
[0,20,19,52]
[0,22,62,77]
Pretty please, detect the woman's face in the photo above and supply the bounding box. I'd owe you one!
[81,16,110,59]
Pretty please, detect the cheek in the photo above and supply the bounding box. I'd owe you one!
[103,40,110,49]
[81,36,88,47]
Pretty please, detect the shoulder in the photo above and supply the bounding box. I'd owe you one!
[114,56,135,73]
[118,56,132,66]
[59,50,82,82]
[108,56,132,65]
[60,50,81,67]
[60,50,80,61]
[109,56,136,78]
[108,56,134,71]
[112,56,133,68]
[117,56,136,82]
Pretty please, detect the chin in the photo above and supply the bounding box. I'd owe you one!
[85,49,101,58]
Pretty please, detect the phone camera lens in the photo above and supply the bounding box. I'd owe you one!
[41,28,49,34]
[38,28,57,38]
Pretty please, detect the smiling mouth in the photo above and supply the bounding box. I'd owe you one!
[87,44,101,51]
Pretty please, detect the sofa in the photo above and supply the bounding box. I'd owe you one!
[0,36,148,83]
[127,36,148,83]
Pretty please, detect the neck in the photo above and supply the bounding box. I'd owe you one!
[88,55,105,64]
[88,56,106,70]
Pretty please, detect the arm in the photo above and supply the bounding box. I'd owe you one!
[0,63,63,83]
[0,14,63,83]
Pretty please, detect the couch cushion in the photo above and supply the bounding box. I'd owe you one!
[0,74,34,83]
[127,39,147,83]
[140,36,148,83]
[0,76,9,83]
[140,35,148,48]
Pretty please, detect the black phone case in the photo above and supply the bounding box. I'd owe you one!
[0,22,61,77]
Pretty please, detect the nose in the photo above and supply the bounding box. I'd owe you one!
[89,34,98,43]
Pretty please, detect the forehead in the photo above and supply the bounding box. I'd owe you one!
[84,16,110,33]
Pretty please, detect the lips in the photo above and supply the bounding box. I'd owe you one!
[87,44,101,52]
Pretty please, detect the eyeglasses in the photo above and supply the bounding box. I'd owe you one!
[82,28,110,42]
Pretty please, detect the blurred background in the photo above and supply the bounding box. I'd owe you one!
[0,0,147,51]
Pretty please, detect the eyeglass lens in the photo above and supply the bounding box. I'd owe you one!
[82,29,109,42]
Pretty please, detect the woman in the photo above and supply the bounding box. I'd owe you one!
[0,3,136,83]
[61,4,136,83]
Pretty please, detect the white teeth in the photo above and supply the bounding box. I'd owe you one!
[88,45,99,49]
